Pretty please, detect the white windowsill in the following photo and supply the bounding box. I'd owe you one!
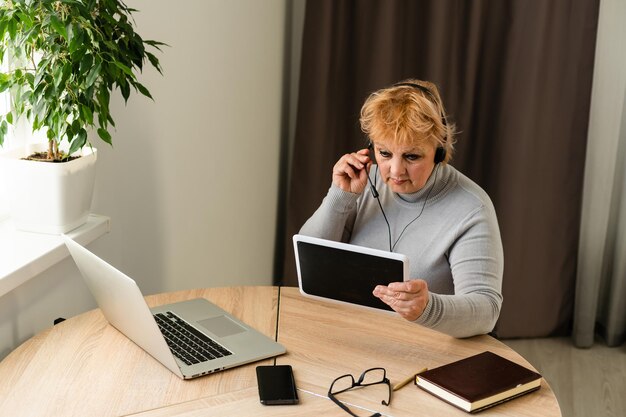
[0,214,110,298]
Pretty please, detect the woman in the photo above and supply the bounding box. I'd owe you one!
[299,80,503,338]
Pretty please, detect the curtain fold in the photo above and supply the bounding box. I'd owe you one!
[282,0,600,339]
[574,0,626,347]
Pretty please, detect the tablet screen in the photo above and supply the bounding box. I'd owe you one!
[293,235,408,311]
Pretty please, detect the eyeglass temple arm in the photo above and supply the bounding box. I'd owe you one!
[382,378,392,406]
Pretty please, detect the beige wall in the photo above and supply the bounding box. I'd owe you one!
[94,0,287,294]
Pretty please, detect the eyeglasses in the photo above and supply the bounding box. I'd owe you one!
[328,367,392,417]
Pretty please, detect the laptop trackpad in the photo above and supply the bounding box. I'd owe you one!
[197,316,246,337]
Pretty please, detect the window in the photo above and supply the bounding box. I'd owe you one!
[0,56,45,220]
[0,56,10,145]
[0,57,11,219]
[0,57,46,149]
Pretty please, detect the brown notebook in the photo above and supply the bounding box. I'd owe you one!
[415,351,542,413]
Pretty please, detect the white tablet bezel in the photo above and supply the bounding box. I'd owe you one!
[292,234,409,313]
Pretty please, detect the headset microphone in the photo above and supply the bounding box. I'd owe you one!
[367,172,379,198]
[366,141,380,198]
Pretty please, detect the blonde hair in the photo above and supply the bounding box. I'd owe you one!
[360,79,456,162]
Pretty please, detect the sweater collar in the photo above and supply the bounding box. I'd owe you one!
[396,163,452,203]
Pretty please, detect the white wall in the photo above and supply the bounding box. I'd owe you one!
[0,0,291,359]
[94,0,287,294]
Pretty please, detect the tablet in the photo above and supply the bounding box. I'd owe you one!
[292,234,409,312]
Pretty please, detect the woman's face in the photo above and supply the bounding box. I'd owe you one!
[372,140,437,194]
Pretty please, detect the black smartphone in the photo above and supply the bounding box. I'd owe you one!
[256,364,299,405]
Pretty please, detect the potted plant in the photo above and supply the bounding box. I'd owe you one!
[0,0,164,233]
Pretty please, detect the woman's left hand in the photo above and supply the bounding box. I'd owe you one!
[373,280,429,321]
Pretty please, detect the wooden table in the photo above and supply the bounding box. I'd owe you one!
[0,286,561,416]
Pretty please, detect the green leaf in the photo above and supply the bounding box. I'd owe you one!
[44,84,55,100]
[60,63,72,88]
[49,14,68,40]
[71,119,81,135]
[0,19,8,41]
[146,52,163,74]
[64,123,74,142]
[7,18,17,40]
[69,129,87,154]
[112,61,135,79]
[97,127,112,145]
[0,75,9,94]
[34,68,46,88]
[134,81,153,100]
[145,40,168,51]
[119,78,130,102]
[97,85,110,108]
[80,104,93,125]
[16,12,34,29]
[85,61,101,88]
[0,120,7,146]
[68,27,83,54]
[24,72,35,87]
[53,63,64,88]
[79,53,93,76]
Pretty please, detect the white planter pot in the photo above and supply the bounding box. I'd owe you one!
[0,143,97,234]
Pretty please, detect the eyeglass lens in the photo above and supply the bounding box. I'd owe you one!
[328,368,391,416]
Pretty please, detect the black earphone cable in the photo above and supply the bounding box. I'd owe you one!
[272,284,281,366]
[390,163,440,252]
[368,163,441,252]
[367,165,392,251]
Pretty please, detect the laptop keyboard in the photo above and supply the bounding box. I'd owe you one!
[154,311,232,365]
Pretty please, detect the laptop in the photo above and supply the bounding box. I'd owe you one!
[62,236,286,379]
[293,234,409,312]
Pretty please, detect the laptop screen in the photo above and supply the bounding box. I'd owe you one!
[293,235,408,311]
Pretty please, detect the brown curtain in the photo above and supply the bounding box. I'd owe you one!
[280,0,599,338]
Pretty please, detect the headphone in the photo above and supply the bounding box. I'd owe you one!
[364,81,447,251]
[392,82,448,164]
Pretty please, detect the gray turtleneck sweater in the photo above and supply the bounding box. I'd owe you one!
[299,163,504,338]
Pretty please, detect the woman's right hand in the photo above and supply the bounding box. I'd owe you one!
[332,148,372,194]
